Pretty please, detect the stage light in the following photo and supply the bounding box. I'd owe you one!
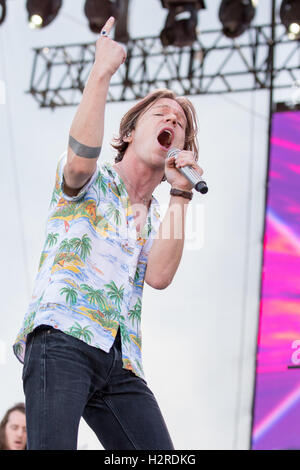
[114,0,130,44]
[0,0,6,26]
[280,0,300,40]
[289,22,300,34]
[29,14,43,28]
[26,0,62,29]
[160,0,206,47]
[219,0,257,39]
[84,0,119,34]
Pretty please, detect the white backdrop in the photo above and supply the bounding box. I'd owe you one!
[0,0,275,449]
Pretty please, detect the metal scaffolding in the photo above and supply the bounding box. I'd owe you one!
[27,22,300,108]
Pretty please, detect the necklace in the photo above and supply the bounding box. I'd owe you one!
[114,164,153,206]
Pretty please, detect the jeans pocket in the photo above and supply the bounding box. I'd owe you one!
[22,330,36,382]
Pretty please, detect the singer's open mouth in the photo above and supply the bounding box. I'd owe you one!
[157,128,173,149]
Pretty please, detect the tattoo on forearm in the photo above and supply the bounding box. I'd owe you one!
[69,135,101,159]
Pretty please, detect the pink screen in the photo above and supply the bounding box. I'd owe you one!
[251,108,300,450]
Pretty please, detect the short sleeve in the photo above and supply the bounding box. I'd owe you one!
[56,153,99,203]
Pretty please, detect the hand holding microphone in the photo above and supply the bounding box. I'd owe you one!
[167,148,208,194]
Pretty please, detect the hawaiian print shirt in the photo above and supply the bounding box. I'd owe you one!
[13,154,161,380]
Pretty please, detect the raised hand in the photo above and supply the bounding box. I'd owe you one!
[94,16,127,78]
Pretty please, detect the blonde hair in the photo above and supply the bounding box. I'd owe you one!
[111,89,199,182]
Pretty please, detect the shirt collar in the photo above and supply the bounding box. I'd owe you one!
[105,161,160,213]
[104,161,160,242]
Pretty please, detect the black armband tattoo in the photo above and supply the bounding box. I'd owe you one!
[69,135,101,159]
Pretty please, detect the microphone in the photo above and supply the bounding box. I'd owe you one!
[167,148,208,194]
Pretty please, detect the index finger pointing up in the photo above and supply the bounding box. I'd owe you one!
[101,16,115,36]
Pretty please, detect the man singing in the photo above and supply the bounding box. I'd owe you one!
[13,17,203,450]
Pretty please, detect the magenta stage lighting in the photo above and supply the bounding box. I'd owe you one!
[251,103,300,450]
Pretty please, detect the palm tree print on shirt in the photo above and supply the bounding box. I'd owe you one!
[128,298,142,327]
[104,281,124,311]
[51,200,112,236]
[92,172,107,205]
[51,234,93,273]
[59,287,78,306]
[86,308,118,330]
[134,266,140,284]
[103,304,119,322]
[78,284,121,325]
[80,284,108,311]
[50,186,60,207]
[69,234,92,261]
[59,238,73,253]
[38,252,48,271]
[13,160,161,381]
[68,322,94,344]
[58,234,92,259]
[119,315,130,344]
[46,232,59,248]
[106,202,122,226]
[38,232,60,271]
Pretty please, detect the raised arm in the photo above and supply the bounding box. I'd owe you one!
[63,17,126,196]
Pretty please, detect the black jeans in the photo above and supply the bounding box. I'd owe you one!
[22,325,174,450]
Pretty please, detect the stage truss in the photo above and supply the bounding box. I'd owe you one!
[27,22,300,108]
